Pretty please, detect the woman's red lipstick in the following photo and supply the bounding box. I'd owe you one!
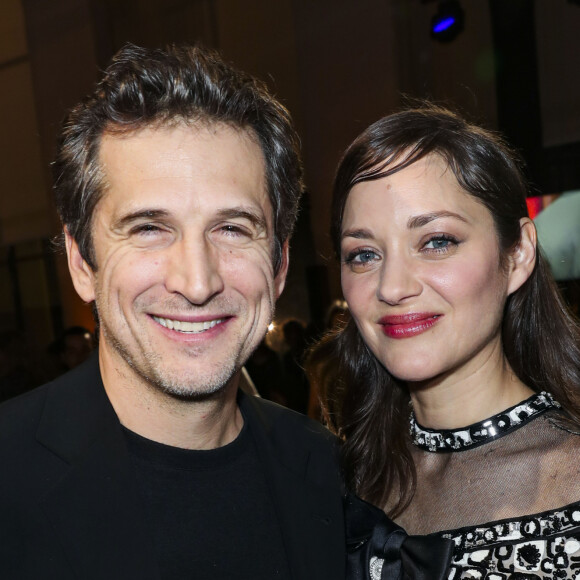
[379,313,442,338]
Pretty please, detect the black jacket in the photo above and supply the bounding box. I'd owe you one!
[0,354,345,579]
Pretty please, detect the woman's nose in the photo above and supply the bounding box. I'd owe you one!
[376,255,422,306]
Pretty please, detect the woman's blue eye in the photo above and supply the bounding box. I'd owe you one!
[423,236,457,251]
[425,238,449,249]
[345,249,379,264]
[357,251,377,263]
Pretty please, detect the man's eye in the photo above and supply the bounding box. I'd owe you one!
[220,224,251,237]
[128,224,170,239]
[132,224,161,235]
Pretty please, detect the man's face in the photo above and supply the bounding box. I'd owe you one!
[67,123,287,399]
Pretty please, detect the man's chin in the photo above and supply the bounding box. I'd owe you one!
[158,383,231,402]
[142,366,240,402]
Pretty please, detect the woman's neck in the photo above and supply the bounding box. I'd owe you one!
[408,347,534,430]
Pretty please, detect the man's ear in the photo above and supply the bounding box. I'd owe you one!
[65,229,97,303]
[274,240,290,299]
[507,218,537,295]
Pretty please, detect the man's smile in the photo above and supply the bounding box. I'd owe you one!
[152,315,226,334]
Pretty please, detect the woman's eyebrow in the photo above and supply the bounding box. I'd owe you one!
[341,228,374,241]
[407,211,468,229]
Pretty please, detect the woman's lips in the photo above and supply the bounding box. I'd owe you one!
[378,313,442,338]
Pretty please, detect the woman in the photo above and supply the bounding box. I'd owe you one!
[314,105,580,578]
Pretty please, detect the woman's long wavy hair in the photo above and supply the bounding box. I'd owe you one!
[311,105,580,518]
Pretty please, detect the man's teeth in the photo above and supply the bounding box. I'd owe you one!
[153,316,223,333]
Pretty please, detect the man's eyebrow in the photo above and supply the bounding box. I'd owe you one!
[113,209,170,229]
[407,211,468,229]
[215,207,268,231]
[112,207,268,230]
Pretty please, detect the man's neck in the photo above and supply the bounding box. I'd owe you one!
[99,350,244,450]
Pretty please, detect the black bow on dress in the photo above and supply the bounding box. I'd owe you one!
[345,494,454,580]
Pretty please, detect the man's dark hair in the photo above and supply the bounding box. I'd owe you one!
[53,43,304,273]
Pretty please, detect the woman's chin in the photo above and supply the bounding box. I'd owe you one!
[379,354,442,385]
[387,370,436,386]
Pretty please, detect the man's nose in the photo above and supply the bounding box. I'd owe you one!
[376,254,422,306]
[164,237,224,305]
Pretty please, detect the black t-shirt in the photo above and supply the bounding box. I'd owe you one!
[123,421,291,580]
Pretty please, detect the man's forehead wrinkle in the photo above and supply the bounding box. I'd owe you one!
[101,134,265,185]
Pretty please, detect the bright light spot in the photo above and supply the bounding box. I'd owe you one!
[433,16,455,33]
[267,323,275,332]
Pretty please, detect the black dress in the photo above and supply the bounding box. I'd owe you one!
[345,493,454,579]
[399,392,580,579]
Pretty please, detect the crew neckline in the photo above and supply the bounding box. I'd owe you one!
[410,391,560,452]
[122,419,249,470]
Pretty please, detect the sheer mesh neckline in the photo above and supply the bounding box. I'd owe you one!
[409,391,560,453]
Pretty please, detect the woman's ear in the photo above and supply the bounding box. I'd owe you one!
[65,229,97,303]
[507,218,537,295]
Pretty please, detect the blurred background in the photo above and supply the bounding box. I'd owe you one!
[1,0,579,403]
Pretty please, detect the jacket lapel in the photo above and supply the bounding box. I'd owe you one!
[240,393,345,580]
[36,355,160,580]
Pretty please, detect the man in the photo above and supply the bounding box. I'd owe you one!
[0,44,345,579]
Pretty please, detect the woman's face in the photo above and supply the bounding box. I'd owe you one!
[340,155,517,386]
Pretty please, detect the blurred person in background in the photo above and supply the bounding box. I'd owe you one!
[280,319,310,414]
[306,301,350,421]
[46,325,94,377]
